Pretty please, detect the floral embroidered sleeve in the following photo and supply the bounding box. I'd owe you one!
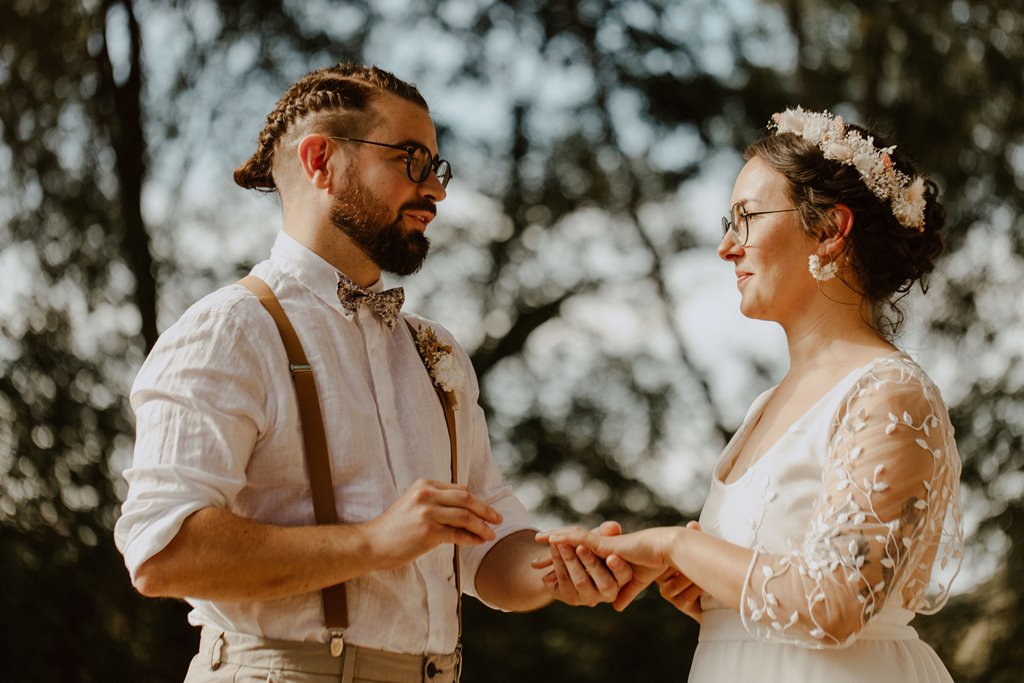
[740,358,963,648]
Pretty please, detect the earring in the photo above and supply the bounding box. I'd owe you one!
[808,254,837,281]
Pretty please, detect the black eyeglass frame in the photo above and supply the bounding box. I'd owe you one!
[721,203,799,246]
[328,136,453,188]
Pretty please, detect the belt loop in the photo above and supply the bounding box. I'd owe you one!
[209,631,226,671]
[340,643,357,683]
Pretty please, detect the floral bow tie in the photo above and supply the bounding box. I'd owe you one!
[336,273,405,331]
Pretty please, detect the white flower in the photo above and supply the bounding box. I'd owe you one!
[895,176,927,231]
[775,108,806,135]
[432,353,465,394]
[802,117,831,143]
[822,141,853,162]
[852,147,883,179]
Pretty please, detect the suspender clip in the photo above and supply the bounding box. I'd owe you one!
[329,630,345,658]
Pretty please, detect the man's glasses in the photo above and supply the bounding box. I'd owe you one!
[721,203,798,246]
[329,137,453,188]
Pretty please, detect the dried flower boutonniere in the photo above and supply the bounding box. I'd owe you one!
[412,324,466,409]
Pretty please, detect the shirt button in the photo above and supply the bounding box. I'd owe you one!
[426,661,439,677]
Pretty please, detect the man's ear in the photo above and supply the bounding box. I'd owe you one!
[821,204,854,256]
[297,134,332,189]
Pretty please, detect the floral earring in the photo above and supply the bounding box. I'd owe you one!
[808,254,838,281]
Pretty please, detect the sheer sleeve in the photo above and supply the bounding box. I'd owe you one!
[739,357,963,648]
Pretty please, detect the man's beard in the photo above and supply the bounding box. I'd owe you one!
[329,181,431,276]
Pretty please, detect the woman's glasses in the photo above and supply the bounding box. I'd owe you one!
[721,203,798,245]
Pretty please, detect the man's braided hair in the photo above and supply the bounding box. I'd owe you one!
[234,63,428,192]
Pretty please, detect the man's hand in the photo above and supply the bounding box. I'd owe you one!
[656,567,703,622]
[362,479,502,571]
[655,522,703,621]
[531,521,634,606]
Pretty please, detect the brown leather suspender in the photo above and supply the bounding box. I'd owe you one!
[404,319,462,646]
[237,275,348,653]
[237,275,461,658]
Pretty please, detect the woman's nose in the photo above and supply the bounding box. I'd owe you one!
[717,231,742,261]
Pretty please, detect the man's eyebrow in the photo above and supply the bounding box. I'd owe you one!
[392,138,438,154]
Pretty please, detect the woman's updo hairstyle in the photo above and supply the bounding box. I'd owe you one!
[234,63,428,192]
[745,111,945,338]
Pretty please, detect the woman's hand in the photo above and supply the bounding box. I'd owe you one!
[656,567,703,623]
[537,525,684,611]
[531,521,634,607]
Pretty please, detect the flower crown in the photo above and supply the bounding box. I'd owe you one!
[770,107,927,232]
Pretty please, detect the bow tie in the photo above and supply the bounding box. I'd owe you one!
[336,273,405,331]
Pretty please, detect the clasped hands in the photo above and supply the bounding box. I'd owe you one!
[365,479,700,619]
[533,521,704,622]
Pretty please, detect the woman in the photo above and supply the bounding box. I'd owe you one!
[540,107,963,682]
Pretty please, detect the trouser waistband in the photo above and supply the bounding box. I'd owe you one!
[195,626,461,683]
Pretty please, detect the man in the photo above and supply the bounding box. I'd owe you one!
[115,64,629,683]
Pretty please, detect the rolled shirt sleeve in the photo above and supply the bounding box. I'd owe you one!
[115,292,271,580]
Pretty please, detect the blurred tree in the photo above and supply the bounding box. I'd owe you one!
[0,0,192,680]
[1,0,1021,681]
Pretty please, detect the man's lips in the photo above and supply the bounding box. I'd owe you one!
[736,271,752,286]
[403,211,434,229]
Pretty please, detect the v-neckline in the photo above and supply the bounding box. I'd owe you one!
[715,351,905,486]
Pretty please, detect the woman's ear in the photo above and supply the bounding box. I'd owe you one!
[821,204,854,256]
[297,134,332,189]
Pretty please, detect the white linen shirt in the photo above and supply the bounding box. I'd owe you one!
[114,231,533,654]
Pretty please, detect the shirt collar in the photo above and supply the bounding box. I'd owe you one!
[270,232,386,314]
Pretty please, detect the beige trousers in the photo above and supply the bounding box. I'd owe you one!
[183,627,460,683]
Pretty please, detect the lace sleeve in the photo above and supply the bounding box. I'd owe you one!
[739,358,963,648]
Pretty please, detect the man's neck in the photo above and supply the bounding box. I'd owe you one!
[282,223,382,287]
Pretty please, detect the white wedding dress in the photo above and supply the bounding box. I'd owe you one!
[691,353,963,683]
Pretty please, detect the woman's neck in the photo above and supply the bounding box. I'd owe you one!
[782,303,895,374]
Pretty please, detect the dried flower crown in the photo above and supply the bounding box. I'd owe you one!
[771,107,927,232]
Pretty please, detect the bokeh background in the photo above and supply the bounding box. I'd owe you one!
[2,0,1022,680]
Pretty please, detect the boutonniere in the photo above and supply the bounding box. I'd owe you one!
[412,324,466,410]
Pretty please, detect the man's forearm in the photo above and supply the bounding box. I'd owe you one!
[133,507,379,601]
[133,479,503,602]
[474,529,553,612]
